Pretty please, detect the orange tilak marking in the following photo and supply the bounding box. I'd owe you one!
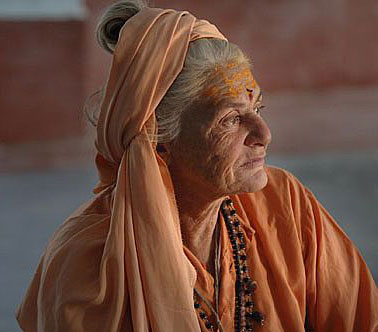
[203,62,258,102]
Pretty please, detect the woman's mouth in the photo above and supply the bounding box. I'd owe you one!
[240,157,265,169]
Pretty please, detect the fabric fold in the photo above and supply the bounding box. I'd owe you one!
[17,6,226,332]
[93,9,226,330]
[93,7,226,330]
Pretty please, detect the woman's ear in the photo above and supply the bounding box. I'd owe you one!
[156,143,171,165]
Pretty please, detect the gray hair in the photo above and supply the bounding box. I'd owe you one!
[95,0,251,143]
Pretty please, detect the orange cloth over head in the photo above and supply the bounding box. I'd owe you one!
[16,7,227,332]
[15,7,227,332]
[93,7,227,331]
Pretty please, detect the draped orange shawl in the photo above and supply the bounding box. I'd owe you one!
[17,7,226,332]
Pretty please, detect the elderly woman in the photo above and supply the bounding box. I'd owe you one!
[17,1,377,331]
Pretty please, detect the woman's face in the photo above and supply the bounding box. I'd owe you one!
[168,64,272,199]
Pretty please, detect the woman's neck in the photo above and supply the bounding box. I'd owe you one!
[173,181,224,270]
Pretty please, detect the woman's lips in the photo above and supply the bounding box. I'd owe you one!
[240,157,265,169]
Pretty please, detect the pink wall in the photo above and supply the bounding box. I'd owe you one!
[86,0,378,92]
[2,0,378,143]
[0,20,85,143]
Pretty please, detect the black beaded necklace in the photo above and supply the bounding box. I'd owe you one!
[193,197,264,332]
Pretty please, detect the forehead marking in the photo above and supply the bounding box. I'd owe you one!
[204,62,258,102]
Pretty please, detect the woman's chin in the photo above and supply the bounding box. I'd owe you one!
[238,166,268,194]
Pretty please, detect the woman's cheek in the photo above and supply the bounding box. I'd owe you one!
[202,127,240,179]
[210,148,240,187]
[209,126,239,148]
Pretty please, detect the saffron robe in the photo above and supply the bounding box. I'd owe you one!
[17,166,378,331]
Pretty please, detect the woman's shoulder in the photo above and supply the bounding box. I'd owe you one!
[239,165,309,208]
[234,166,292,218]
[264,165,303,189]
[43,189,113,264]
[260,165,312,204]
[233,165,315,239]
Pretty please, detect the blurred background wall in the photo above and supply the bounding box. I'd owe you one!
[88,0,378,92]
[1,0,378,154]
[1,0,377,331]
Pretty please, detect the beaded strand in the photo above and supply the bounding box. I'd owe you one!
[193,197,264,332]
[222,198,264,331]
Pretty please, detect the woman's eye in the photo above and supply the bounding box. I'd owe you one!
[254,104,265,115]
[222,115,241,127]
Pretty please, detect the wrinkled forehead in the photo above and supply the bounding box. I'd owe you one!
[203,61,260,104]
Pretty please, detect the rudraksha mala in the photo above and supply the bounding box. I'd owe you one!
[193,197,264,332]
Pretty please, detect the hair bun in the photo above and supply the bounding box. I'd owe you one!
[96,0,148,54]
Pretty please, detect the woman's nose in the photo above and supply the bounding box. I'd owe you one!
[244,115,272,148]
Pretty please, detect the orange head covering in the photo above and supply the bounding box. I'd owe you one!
[16,6,227,332]
[93,7,226,331]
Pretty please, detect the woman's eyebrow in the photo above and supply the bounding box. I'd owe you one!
[217,89,263,111]
[223,101,248,109]
[222,92,263,109]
